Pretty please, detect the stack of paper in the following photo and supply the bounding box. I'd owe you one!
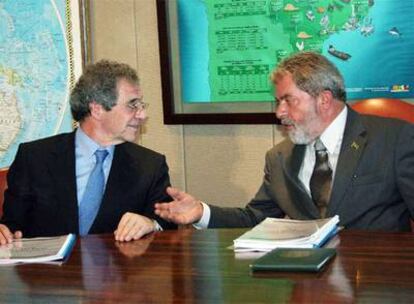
[0,234,76,265]
[234,216,339,252]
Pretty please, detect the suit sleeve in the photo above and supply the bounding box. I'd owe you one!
[396,123,414,218]
[143,155,177,230]
[208,150,285,228]
[1,143,33,232]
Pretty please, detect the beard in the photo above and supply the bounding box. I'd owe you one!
[281,117,313,144]
[281,105,320,145]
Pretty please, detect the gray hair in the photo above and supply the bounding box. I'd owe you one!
[271,52,346,102]
[70,59,139,121]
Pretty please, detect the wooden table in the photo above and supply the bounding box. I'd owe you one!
[0,229,413,303]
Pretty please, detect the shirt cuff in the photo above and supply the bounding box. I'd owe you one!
[192,201,210,230]
[153,220,163,231]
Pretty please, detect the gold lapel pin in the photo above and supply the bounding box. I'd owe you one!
[351,141,359,150]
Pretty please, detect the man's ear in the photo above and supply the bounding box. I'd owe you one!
[317,90,334,110]
[89,101,103,119]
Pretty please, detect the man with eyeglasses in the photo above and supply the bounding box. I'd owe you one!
[0,60,176,244]
[155,52,414,232]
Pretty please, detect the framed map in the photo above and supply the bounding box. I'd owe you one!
[157,0,414,124]
[0,0,88,168]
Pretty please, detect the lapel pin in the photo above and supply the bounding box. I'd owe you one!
[351,141,359,150]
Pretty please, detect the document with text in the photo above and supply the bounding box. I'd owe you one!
[0,234,76,265]
[234,216,340,252]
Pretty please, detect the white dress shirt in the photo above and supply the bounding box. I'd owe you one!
[298,106,348,195]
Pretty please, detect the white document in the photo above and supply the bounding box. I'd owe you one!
[233,216,340,252]
[0,234,76,265]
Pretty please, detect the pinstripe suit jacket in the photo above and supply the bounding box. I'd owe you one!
[209,108,414,231]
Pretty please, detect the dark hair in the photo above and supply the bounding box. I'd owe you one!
[271,52,346,102]
[70,60,139,121]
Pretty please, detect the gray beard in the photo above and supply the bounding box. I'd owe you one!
[281,117,314,145]
[287,127,313,145]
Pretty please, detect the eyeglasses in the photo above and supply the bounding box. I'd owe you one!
[126,101,149,112]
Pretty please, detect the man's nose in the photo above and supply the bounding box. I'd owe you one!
[135,108,147,120]
[275,101,287,119]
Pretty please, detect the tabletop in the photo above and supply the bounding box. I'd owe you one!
[0,228,413,303]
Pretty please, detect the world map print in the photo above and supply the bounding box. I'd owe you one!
[0,0,80,168]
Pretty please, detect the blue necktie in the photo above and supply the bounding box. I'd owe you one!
[79,149,108,236]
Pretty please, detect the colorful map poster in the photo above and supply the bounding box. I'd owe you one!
[177,0,414,103]
[0,0,83,168]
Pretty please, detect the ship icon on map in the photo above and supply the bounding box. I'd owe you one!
[388,27,401,37]
[328,45,351,61]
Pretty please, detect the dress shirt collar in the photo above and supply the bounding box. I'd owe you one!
[318,106,348,154]
[75,127,115,158]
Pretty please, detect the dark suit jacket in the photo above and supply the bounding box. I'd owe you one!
[1,131,176,237]
[209,108,414,231]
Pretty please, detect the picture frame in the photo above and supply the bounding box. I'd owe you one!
[79,0,91,66]
[156,0,279,125]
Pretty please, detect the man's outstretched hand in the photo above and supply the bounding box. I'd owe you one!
[155,187,204,225]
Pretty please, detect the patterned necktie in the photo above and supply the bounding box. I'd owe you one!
[79,149,108,236]
[310,139,332,218]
